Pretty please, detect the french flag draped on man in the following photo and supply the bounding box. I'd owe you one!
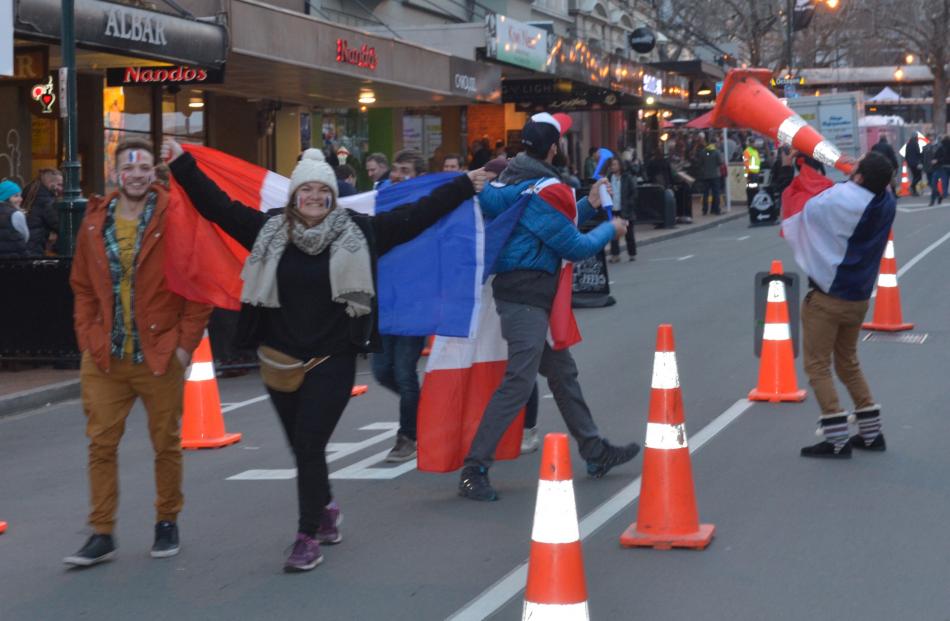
[164,144,503,338]
[781,164,894,300]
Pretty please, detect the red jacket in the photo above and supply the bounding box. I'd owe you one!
[70,185,212,374]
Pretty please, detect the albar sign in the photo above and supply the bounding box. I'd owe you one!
[336,39,378,71]
[104,6,168,46]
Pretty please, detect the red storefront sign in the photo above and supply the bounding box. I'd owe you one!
[336,39,378,71]
[105,66,225,86]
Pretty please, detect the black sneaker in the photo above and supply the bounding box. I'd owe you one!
[586,440,641,478]
[850,433,887,452]
[63,534,117,567]
[151,521,180,558]
[800,440,852,459]
[458,466,498,501]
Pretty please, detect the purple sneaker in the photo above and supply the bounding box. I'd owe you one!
[284,533,323,572]
[316,500,343,545]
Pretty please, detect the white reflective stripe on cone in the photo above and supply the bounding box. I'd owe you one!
[763,323,791,341]
[813,141,843,168]
[884,241,895,259]
[767,279,787,303]
[777,116,807,144]
[651,352,680,389]
[522,601,589,621]
[531,480,580,544]
[644,422,688,450]
[187,361,215,382]
[877,273,898,288]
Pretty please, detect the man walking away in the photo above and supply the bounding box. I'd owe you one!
[64,137,212,566]
[459,113,640,501]
[904,135,922,196]
[782,152,896,459]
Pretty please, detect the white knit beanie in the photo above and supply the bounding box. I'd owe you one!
[289,148,339,200]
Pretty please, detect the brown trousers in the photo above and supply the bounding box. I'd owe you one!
[80,353,185,534]
[801,289,875,415]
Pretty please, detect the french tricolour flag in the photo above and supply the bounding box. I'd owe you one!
[166,145,505,338]
[781,165,895,300]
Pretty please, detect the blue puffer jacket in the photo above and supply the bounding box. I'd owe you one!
[479,179,615,275]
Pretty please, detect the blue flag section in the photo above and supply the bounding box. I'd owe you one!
[375,173,521,339]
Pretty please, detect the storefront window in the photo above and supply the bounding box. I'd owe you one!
[402,112,442,161]
[321,108,368,162]
[162,88,205,145]
[103,86,151,191]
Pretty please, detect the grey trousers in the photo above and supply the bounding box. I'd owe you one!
[464,300,604,469]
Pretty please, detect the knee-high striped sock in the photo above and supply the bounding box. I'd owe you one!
[852,405,882,446]
[818,412,850,452]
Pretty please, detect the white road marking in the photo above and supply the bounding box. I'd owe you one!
[445,399,754,621]
[221,395,269,413]
[330,450,417,480]
[677,254,695,261]
[870,229,950,298]
[737,235,751,241]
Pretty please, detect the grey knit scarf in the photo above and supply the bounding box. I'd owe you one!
[240,208,374,317]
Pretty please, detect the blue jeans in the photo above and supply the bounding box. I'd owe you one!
[931,168,949,204]
[702,179,721,214]
[372,335,426,440]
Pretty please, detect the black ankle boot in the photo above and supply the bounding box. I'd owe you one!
[849,433,886,452]
[801,440,852,459]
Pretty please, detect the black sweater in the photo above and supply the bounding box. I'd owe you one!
[168,153,475,358]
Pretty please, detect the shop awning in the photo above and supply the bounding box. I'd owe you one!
[685,110,714,128]
[15,0,228,69]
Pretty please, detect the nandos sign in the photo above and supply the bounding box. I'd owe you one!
[336,39,378,71]
[106,66,225,86]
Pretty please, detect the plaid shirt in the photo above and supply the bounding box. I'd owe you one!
[103,193,156,363]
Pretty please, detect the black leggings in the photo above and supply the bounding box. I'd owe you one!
[267,353,357,536]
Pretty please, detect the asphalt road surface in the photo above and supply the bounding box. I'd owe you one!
[2,197,949,620]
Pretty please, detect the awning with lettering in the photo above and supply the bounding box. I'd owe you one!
[15,0,227,70]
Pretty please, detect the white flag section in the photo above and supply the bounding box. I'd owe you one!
[416,279,524,472]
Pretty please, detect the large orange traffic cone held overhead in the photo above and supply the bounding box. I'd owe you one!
[749,261,807,402]
[863,231,914,331]
[620,324,714,550]
[523,433,589,621]
[711,69,854,175]
[181,332,242,450]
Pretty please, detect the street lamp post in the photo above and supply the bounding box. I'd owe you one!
[785,0,794,74]
[55,0,87,256]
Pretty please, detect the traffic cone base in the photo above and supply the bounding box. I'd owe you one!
[862,321,913,331]
[351,384,368,397]
[748,387,807,402]
[181,332,242,450]
[620,522,714,550]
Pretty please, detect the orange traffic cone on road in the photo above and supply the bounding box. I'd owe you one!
[898,163,911,197]
[749,261,807,402]
[863,231,914,331]
[181,332,242,450]
[0,520,7,534]
[711,69,854,175]
[620,324,714,550]
[523,433,589,621]
[351,384,368,397]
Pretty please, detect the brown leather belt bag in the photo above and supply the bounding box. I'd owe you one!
[257,345,329,393]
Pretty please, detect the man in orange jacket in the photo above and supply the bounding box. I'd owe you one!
[64,137,212,567]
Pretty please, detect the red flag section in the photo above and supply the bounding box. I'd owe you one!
[780,164,834,235]
[416,286,523,472]
[164,145,288,309]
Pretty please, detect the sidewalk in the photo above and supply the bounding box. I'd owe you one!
[0,196,749,419]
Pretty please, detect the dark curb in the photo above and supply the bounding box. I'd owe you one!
[0,379,81,419]
[636,209,747,248]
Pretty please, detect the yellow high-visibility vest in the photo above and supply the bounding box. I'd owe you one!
[744,147,761,174]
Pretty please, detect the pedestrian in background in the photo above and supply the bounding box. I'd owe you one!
[0,180,29,257]
[930,135,950,206]
[784,152,896,459]
[904,135,922,196]
[372,148,430,464]
[606,156,638,263]
[871,135,899,195]
[921,133,937,197]
[582,147,599,181]
[365,153,391,190]
[442,153,463,172]
[695,134,723,215]
[64,138,213,567]
[163,138,484,571]
[335,164,358,197]
[22,168,62,255]
[459,113,639,502]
